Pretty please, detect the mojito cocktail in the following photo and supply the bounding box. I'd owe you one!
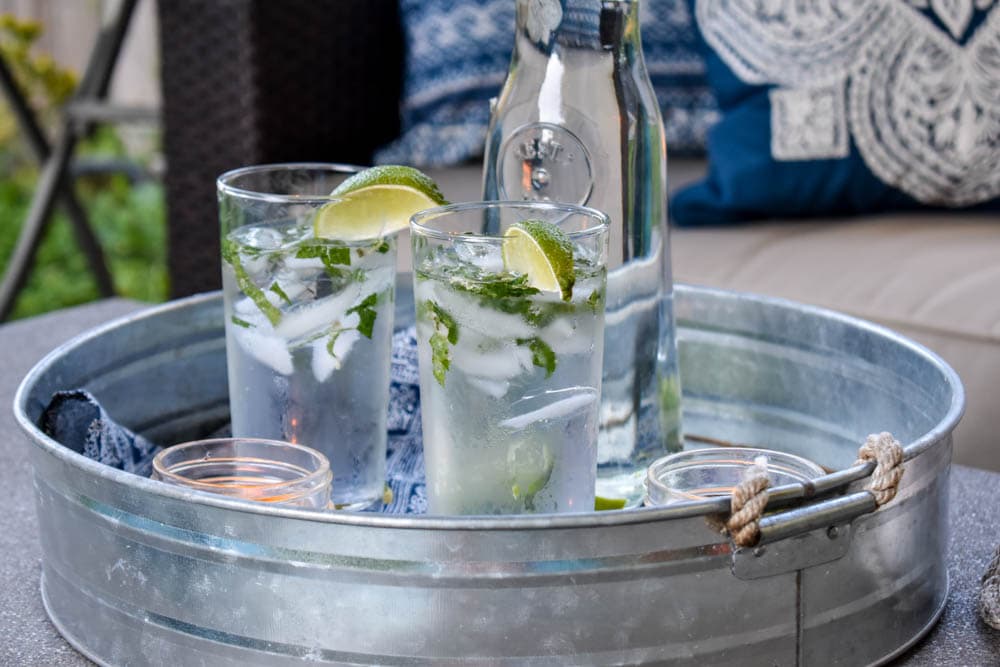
[218,164,445,510]
[411,202,609,515]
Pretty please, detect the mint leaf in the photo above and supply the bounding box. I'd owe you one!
[328,247,352,266]
[269,282,292,305]
[418,299,460,386]
[296,242,351,278]
[346,292,379,339]
[436,304,459,344]
[442,270,582,328]
[454,272,540,301]
[518,337,557,377]
[376,240,391,254]
[447,272,541,320]
[325,327,345,358]
[231,315,253,329]
[221,238,282,326]
[419,300,458,344]
[322,289,390,362]
[586,288,604,313]
[430,331,451,387]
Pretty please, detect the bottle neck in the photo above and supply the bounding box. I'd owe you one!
[514,0,642,54]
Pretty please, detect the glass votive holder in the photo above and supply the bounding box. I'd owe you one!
[644,447,826,506]
[152,437,332,509]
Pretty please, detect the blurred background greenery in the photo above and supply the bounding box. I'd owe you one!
[0,12,167,321]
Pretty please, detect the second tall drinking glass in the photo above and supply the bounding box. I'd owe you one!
[217,164,396,510]
[411,201,609,515]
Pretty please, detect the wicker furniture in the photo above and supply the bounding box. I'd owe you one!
[157,0,403,298]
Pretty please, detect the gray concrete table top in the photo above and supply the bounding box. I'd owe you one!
[2,298,998,666]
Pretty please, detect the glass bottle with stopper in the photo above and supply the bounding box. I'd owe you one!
[482,0,682,506]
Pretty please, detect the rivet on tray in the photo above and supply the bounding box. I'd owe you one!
[827,526,840,540]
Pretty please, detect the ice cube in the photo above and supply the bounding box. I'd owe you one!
[311,338,336,383]
[454,242,503,273]
[311,328,361,382]
[268,274,312,303]
[237,225,285,250]
[233,295,267,321]
[466,376,511,398]
[233,327,293,376]
[364,265,396,295]
[500,388,598,430]
[573,241,601,268]
[331,326,361,360]
[275,283,364,343]
[451,341,533,381]
[539,317,595,355]
[414,277,438,303]
[281,255,326,272]
[465,305,535,340]
[430,283,535,340]
[242,253,271,278]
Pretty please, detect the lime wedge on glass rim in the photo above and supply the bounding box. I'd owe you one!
[313,165,448,240]
[502,219,576,301]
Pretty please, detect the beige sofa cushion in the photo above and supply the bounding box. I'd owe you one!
[673,214,999,470]
[424,161,999,471]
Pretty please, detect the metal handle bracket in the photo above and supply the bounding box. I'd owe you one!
[731,492,877,580]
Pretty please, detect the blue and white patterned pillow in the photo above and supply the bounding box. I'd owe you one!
[642,1,720,156]
[671,0,1000,225]
[375,0,719,168]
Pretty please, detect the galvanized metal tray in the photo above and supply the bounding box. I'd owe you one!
[14,284,964,666]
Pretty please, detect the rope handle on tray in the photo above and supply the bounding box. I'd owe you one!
[714,432,905,548]
[853,432,905,507]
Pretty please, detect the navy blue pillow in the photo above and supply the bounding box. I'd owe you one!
[376,0,718,168]
[672,1,1000,225]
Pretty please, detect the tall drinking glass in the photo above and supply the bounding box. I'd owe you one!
[411,201,609,515]
[217,164,396,510]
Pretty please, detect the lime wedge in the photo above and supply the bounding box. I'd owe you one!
[501,219,575,301]
[313,165,448,240]
[507,437,554,511]
[594,495,627,511]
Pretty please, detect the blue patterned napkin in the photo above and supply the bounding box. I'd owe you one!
[40,389,161,477]
[379,327,427,513]
[40,327,429,514]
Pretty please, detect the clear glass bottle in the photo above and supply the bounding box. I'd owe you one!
[483,0,682,506]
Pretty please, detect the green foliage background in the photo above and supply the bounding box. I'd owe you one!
[0,14,167,321]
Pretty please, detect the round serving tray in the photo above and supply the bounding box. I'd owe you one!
[14,284,963,666]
